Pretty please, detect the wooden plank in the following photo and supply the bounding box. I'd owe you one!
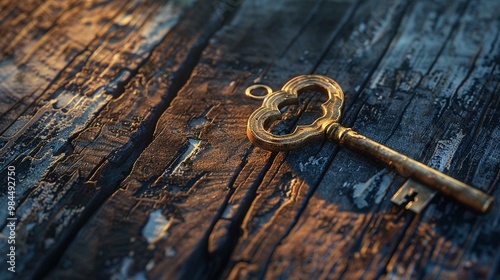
[48,0,500,278]
[0,0,222,278]
[47,0,500,275]
[49,0,342,278]
[0,0,132,131]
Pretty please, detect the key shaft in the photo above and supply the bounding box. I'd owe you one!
[327,123,493,213]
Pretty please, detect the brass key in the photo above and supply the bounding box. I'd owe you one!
[245,75,493,213]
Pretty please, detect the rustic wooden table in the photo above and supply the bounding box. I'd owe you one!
[1,0,499,279]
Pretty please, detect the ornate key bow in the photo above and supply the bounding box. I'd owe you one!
[246,75,345,151]
[246,74,493,213]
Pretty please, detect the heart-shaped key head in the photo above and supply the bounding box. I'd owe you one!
[247,75,344,151]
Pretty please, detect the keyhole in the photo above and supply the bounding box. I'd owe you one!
[269,88,328,136]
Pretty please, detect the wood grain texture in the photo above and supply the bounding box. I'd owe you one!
[0,0,499,279]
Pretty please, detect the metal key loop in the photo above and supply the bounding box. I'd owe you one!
[245,74,493,213]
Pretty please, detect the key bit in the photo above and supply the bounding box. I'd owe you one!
[391,179,437,213]
[245,74,494,213]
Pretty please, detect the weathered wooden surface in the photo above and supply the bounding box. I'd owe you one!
[0,0,499,279]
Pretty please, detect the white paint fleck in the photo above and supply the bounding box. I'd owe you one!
[136,2,180,53]
[375,174,393,204]
[142,210,171,244]
[429,130,465,171]
[171,138,202,175]
[358,23,366,32]
[188,117,209,128]
[111,257,133,280]
[25,223,36,232]
[165,247,177,257]
[352,170,393,209]
[222,204,238,219]
[370,70,386,89]
[146,260,155,271]
[299,156,326,172]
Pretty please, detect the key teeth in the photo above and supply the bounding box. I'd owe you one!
[391,179,437,214]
